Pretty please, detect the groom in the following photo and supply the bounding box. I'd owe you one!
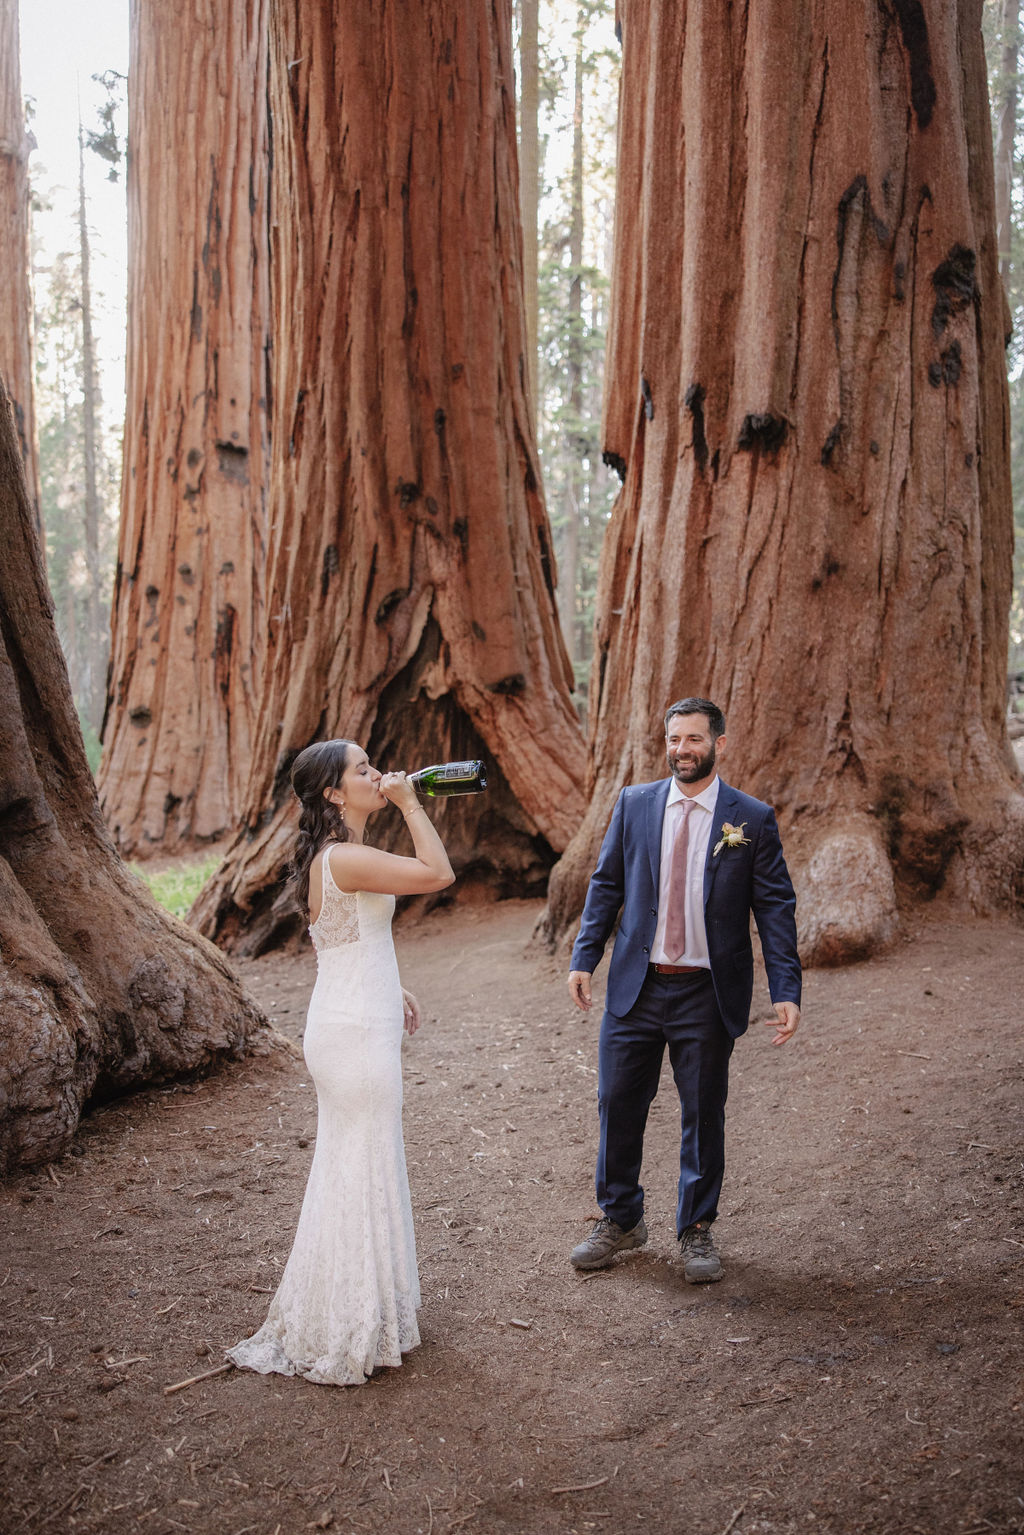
[567,698,801,1282]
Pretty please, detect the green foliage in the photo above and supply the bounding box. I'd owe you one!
[129,855,222,921]
[31,81,124,732]
[34,246,119,707]
[85,71,126,184]
[79,713,103,775]
[522,1,620,715]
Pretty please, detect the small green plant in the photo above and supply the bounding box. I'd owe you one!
[130,854,221,921]
[79,715,103,775]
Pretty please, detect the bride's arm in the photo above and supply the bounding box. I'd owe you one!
[329,774,455,896]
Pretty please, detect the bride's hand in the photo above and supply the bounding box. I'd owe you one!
[402,988,422,1036]
[379,771,419,816]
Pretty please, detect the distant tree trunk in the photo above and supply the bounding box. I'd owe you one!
[0,378,266,1175]
[193,0,585,953]
[543,0,1024,962]
[557,22,586,664]
[519,0,540,410]
[98,0,271,856]
[995,0,1019,286]
[0,0,40,539]
[76,126,107,734]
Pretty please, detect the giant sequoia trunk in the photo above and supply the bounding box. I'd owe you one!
[193,0,585,953]
[543,0,1024,962]
[0,0,40,537]
[98,0,270,855]
[0,380,266,1175]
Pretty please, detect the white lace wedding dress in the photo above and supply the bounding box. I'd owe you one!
[227,847,421,1385]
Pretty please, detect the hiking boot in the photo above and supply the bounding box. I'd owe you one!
[679,1221,723,1283]
[569,1215,648,1271]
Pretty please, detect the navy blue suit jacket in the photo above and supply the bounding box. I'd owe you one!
[570,777,802,1037]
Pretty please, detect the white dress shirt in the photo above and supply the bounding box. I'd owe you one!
[650,775,721,967]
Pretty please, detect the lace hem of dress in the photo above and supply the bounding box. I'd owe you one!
[226,1304,420,1387]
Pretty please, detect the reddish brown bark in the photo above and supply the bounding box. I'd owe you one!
[98,0,271,855]
[543,0,1024,962]
[0,378,267,1175]
[0,0,40,536]
[519,0,540,407]
[193,0,585,953]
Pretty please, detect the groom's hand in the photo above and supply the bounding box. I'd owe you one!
[766,1000,800,1046]
[568,971,592,1011]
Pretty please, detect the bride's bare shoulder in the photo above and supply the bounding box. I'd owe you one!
[325,841,366,894]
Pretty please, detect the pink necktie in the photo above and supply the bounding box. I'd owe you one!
[664,798,695,960]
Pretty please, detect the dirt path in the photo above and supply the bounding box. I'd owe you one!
[2,900,1023,1535]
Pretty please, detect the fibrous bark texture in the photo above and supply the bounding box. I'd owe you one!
[0,0,40,536]
[0,379,267,1175]
[543,0,1024,962]
[98,0,271,855]
[193,0,585,954]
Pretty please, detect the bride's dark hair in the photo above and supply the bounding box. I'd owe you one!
[289,738,358,917]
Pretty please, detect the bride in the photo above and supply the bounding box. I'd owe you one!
[227,738,454,1385]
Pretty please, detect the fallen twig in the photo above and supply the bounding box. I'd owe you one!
[721,1507,746,1535]
[37,1482,90,1527]
[550,1477,609,1495]
[895,1051,931,1060]
[0,1355,46,1393]
[79,1448,118,1475]
[163,1362,234,1396]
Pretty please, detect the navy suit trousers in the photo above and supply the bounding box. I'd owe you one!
[596,968,734,1235]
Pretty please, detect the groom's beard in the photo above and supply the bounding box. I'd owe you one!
[670,744,716,783]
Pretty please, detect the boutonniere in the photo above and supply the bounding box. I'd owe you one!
[713,821,750,856]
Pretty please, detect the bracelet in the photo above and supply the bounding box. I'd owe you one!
[403,805,425,820]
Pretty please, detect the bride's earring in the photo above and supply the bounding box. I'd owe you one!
[337,802,345,823]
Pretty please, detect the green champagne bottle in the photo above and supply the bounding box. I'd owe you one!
[407,760,488,797]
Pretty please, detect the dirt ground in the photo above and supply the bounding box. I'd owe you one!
[2,898,1023,1535]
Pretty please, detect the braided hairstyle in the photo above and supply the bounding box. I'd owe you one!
[289,738,358,917]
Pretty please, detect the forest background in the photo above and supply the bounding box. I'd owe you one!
[22,0,624,771]
[33,0,1024,755]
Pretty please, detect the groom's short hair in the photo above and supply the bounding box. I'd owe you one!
[664,697,726,739]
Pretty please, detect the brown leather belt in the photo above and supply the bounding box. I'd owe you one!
[649,962,704,975]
